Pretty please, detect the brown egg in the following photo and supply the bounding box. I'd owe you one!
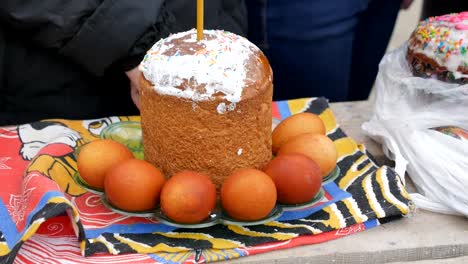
[221,168,277,221]
[264,153,322,204]
[278,133,337,177]
[77,139,134,189]
[104,159,165,211]
[160,171,216,224]
[272,113,326,154]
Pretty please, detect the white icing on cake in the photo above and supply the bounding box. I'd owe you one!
[237,148,243,156]
[216,102,236,114]
[139,29,260,107]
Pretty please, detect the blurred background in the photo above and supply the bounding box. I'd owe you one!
[367,0,423,100]
[388,0,422,51]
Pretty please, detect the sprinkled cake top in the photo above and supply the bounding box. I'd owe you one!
[409,12,468,74]
[139,29,262,104]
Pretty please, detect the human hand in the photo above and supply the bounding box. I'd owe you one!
[401,0,414,10]
[125,67,141,109]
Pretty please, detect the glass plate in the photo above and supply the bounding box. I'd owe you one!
[101,195,156,218]
[89,119,331,226]
[100,121,144,160]
[154,209,220,229]
[72,172,104,195]
[322,166,340,185]
[272,117,281,130]
[154,205,284,228]
[220,205,283,226]
[277,188,325,211]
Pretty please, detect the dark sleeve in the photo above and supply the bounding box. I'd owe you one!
[0,0,166,75]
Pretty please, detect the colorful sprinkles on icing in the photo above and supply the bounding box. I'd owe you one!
[416,12,468,60]
[411,13,468,73]
[139,29,262,113]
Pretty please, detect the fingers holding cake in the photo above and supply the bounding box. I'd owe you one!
[126,67,142,109]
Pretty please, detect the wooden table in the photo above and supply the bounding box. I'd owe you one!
[225,101,468,264]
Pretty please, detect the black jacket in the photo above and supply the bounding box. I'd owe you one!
[0,0,247,126]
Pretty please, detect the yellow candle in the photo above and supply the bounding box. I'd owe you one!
[197,0,204,40]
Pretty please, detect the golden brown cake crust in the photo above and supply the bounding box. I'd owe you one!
[140,74,272,190]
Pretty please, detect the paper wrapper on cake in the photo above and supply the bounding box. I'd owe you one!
[139,29,273,190]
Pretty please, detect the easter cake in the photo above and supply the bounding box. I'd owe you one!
[139,29,273,190]
[407,12,468,83]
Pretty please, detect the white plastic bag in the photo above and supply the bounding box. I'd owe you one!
[362,44,468,217]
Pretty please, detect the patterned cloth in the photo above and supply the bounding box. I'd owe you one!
[0,98,411,263]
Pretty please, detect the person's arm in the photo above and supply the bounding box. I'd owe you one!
[0,0,166,76]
